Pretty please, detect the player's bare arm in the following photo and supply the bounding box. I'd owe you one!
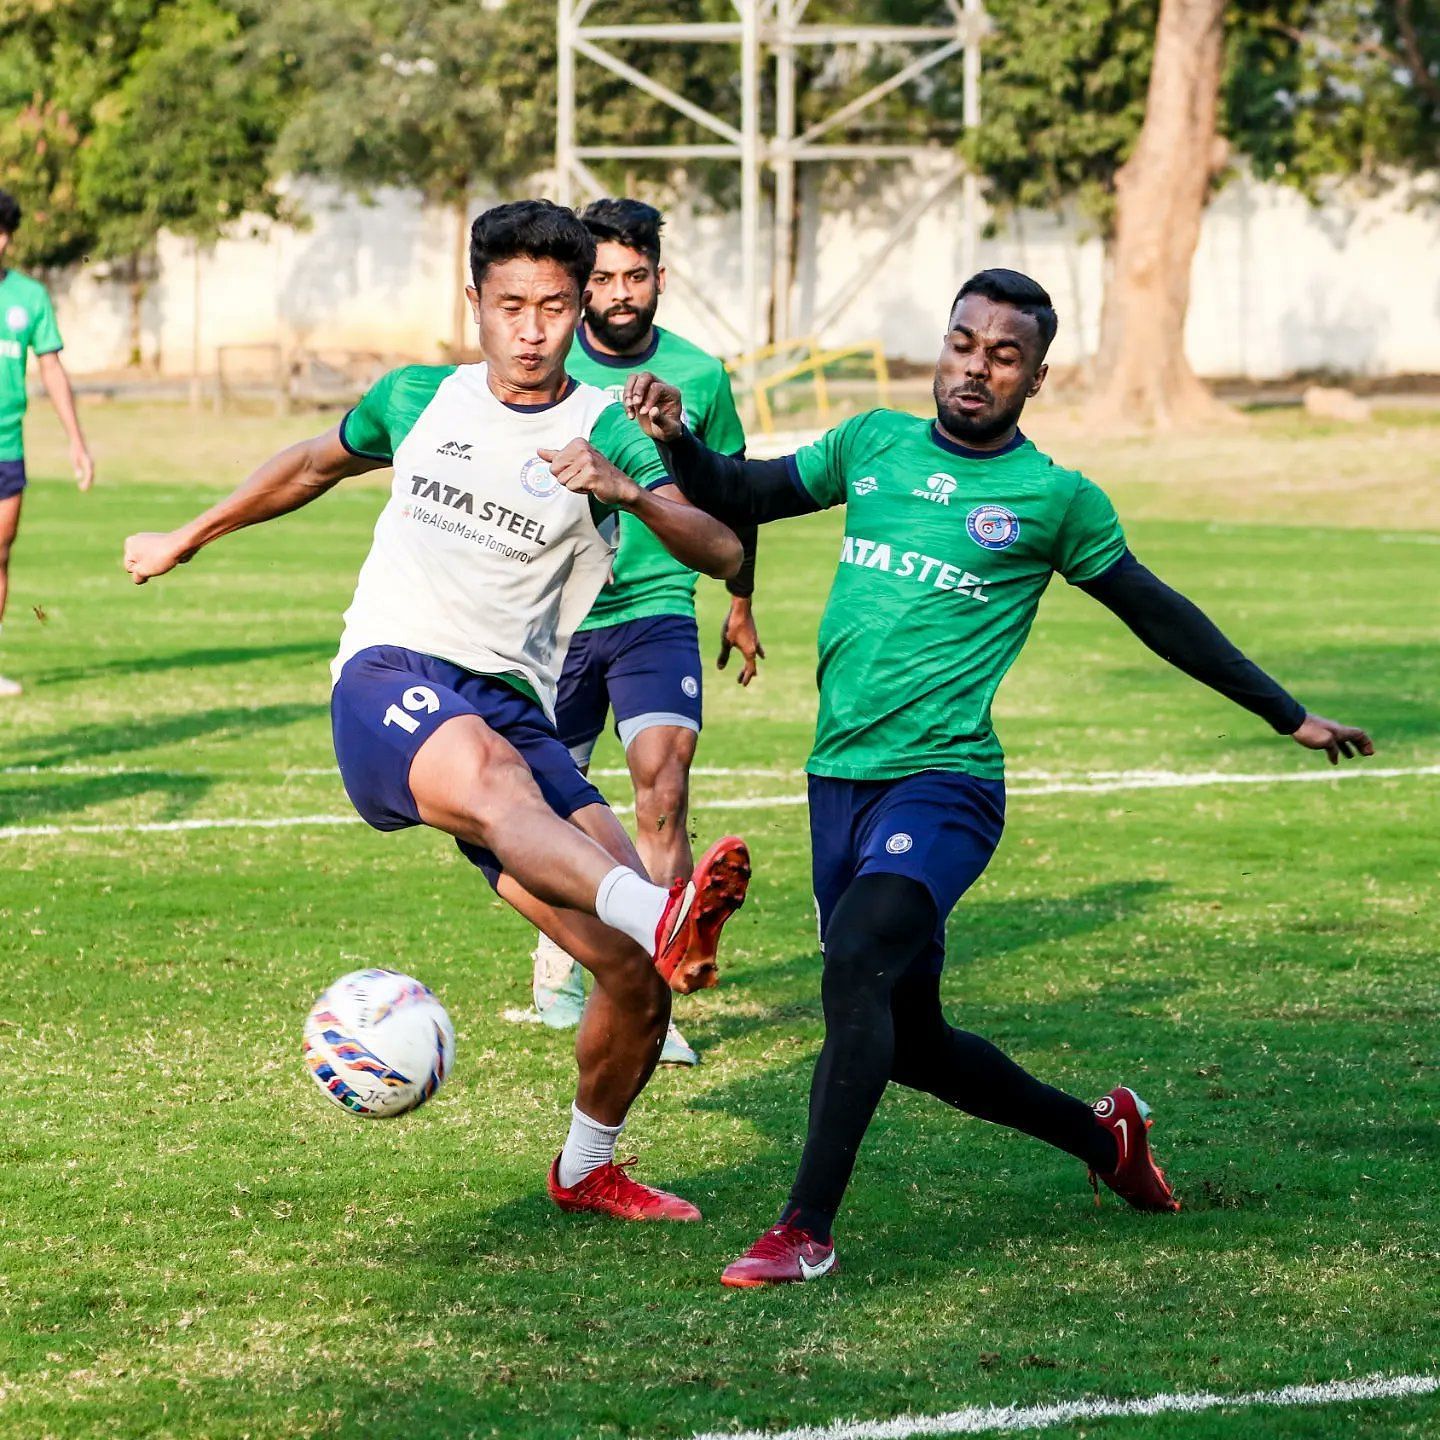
[538,437,742,579]
[35,351,94,491]
[124,426,385,584]
[1078,552,1374,764]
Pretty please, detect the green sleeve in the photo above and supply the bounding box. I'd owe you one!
[590,403,671,496]
[339,365,452,462]
[696,366,746,456]
[792,415,865,509]
[31,286,63,354]
[1054,475,1128,584]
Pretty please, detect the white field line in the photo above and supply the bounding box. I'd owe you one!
[1,764,1434,842]
[683,1372,1439,1440]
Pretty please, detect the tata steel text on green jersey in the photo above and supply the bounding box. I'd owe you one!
[0,270,64,462]
[566,326,745,631]
[794,411,1127,782]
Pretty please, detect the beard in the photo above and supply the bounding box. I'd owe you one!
[933,376,1028,445]
[585,296,659,352]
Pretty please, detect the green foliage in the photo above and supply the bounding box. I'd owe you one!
[78,0,295,260]
[0,100,88,267]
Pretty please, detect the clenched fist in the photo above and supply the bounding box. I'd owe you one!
[536,440,641,508]
[124,530,198,585]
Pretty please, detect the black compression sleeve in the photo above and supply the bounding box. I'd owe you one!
[1080,551,1306,734]
[726,523,758,598]
[658,425,820,527]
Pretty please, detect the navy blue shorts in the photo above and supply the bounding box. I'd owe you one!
[555,614,703,767]
[809,770,1006,975]
[0,460,25,500]
[331,645,607,886]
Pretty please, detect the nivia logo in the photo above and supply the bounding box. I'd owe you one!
[5,306,28,333]
[853,476,878,496]
[913,472,957,505]
[519,456,560,499]
[437,440,472,460]
[967,503,1021,550]
[885,832,914,855]
[681,675,699,699]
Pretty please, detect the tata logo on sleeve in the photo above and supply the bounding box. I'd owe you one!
[966,503,1021,550]
[913,472,957,505]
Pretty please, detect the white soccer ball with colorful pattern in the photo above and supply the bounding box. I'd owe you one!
[303,969,455,1117]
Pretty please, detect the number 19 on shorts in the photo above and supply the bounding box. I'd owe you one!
[383,686,440,735]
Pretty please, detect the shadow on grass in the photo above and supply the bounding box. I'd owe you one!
[4,701,319,768]
[35,639,333,687]
[0,770,214,826]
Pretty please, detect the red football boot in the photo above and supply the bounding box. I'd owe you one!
[653,835,751,994]
[721,1222,838,1288]
[1090,1086,1180,1213]
[547,1155,701,1222]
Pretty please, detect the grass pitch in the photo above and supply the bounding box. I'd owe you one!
[2,403,1437,1439]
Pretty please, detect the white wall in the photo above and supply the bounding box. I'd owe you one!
[42,173,1440,380]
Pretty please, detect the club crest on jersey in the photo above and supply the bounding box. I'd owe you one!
[519,457,560,499]
[913,473,956,505]
[5,306,28,333]
[885,833,914,855]
[966,503,1021,550]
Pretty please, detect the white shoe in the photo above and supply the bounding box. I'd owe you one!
[530,933,585,1030]
[659,1021,699,1067]
[0,674,21,698]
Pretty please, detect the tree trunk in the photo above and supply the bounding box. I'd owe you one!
[452,199,470,360]
[1091,0,1233,430]
[126,254,146,370]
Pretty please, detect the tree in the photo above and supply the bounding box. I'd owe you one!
[0,100,88,269]
[77,0,296,368]
[969,0,1440,427]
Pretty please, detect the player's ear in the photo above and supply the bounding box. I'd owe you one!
[466,285,481,321]
[656,264,666,297]
[1028,362,1048,398]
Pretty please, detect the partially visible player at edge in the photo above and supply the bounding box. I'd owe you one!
[0,188,95,698]
[625,268,1374,1284]
[525,198,763,1067]
[122,201,752,1223]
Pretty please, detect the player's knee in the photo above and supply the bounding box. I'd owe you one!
[0,533,14,569]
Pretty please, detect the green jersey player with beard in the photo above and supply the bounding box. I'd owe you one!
[520,199,762,1069]
[625,267,1374,1286]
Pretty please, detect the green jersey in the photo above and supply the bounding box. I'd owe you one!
[794,410,1127,781]
[0,270,64,462]
[566,324,745,631]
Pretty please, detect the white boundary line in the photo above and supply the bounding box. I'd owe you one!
[684,1372,1439,1440]
[1,764,1436,841]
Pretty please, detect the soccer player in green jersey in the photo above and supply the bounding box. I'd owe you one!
[0,189,95,697]
[625,268,1374,1284]
[523,199,763,1067]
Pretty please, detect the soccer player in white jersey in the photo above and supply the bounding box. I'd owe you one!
[122,201,751,1223]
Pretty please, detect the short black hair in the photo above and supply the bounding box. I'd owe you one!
[0,190,21,235]
[951,268,1058,357]
[469,200,595,295]
[580,198,664,267]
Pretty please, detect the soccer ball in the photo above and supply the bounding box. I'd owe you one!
[302,968,455,1118]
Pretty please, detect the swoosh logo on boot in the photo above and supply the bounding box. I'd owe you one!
[799,1250,836,1281]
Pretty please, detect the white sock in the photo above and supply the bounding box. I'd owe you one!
[558,1103,625,1188]
[594,865,670,953]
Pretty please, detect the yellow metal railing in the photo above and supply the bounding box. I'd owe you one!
[726,337,891,435]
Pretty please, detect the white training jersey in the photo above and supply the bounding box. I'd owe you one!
[333,362,670,719]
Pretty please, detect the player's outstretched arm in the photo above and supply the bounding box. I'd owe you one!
[36,351,94,491]
[123,426,386,585]
[624,372,819,528]
[538,439,742,580]
[1080,551,1374,764]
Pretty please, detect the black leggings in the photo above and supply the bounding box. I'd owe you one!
[785,873,1115,1237]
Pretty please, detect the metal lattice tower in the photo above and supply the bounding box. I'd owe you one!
[555,0,986,356]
